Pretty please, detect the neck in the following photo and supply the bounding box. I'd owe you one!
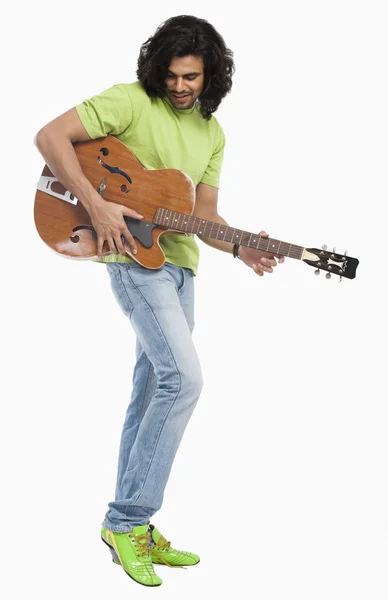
[154,208,304,259]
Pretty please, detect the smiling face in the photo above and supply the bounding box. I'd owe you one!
[165,55,205,110]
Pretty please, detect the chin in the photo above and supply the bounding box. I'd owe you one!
[177,100,195,110]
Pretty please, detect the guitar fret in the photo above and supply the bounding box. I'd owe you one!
[241,231,250,246]
[193,216,199,233]
[279,242,291,256]
[228,228,236,243]
[181,213,188,232]
[222,227,231,243]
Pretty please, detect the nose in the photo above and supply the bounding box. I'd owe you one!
[175,77,185,92]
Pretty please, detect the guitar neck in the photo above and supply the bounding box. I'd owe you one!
[154,208,305,259]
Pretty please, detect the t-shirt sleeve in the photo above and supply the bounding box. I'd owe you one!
[200,124,225,188]
[75,84,133,139]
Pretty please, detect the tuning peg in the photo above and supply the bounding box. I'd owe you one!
[321,244,327,250]
[314,269,320,275]
[325,273,331,279]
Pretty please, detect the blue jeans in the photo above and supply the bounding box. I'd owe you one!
[101,262,203,532]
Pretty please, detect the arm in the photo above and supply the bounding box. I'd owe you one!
[34,108,142,257]
[35,108,98,213]
[193,182,234,254]
[193,182,284,276]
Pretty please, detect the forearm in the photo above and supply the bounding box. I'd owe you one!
[34,128,101,213]
[196,213,233,254]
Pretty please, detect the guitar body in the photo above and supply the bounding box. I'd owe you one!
[34,135,195,269]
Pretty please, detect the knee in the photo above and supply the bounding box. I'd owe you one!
[181,365,203,403]
[161,363,203,405]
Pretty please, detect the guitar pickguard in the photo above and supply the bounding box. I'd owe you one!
[123,217,157,247]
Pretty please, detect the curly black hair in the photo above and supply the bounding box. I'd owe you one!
[137,15,235,120]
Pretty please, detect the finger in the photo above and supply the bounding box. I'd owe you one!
[252,263,265,276]
[121,230,138,255]
[260,257,275,271]
[114,234,127,257]
[96,233,105,259]
[107,236,117,255]
[124,208,144,220]
[259,230,269,237]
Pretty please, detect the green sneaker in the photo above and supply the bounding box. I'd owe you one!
[101,525,162,587]
[149,524,200,567]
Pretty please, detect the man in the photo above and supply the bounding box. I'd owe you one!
[34,15,284,587]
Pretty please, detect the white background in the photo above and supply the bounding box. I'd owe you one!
[2,1,387,598]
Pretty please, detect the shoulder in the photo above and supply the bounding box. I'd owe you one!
[207,113,226,148]
[100,81,147,103]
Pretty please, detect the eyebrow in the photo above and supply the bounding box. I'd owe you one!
[167,71,202,76]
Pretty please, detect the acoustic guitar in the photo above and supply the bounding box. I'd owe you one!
[34,135,359,280]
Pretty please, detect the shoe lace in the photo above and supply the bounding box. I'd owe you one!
[130,531,151,558]
[154,533,171,552]
[152,534,186,570]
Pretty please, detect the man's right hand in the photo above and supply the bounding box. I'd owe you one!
[88,196,144,258]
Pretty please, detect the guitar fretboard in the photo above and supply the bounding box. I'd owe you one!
[154,208,304,259]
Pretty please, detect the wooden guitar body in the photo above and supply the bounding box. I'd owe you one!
[34,135,195,269]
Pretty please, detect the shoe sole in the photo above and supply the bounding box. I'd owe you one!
[101,536,162,587]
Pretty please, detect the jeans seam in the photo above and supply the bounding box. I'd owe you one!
[178,267,186,297]
[124,268,182,505]
[139,360,154,421]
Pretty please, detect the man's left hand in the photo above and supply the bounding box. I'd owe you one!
[237,231,285,277]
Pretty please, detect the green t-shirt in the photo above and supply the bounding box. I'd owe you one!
[75,81,225,275]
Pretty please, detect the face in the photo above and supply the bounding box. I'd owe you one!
[165,55,205,110]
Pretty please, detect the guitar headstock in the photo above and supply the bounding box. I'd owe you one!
[303,245,359,280]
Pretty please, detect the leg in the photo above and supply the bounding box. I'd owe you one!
[113,262,195,497]
[102,262,202,532]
